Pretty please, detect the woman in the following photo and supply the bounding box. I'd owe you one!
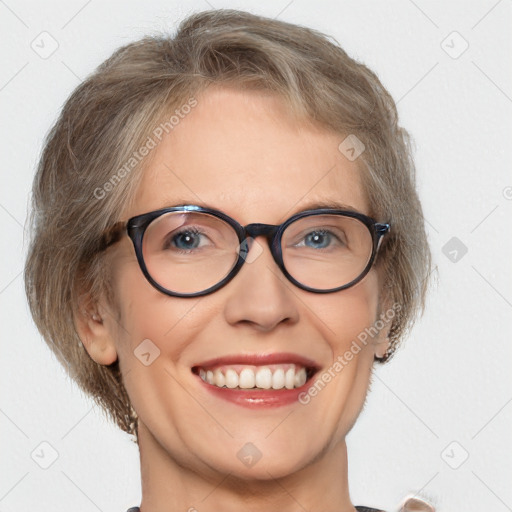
[24,9,433,512]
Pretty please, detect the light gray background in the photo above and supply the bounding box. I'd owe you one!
[1,1,511,511]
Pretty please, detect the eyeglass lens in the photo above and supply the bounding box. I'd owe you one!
[141,211,373,295]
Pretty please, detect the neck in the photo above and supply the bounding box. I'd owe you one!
[137,421,357,512]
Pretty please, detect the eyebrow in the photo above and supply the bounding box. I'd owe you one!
[288,200,363,216]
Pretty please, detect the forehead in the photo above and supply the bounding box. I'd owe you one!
[129,87,369,223]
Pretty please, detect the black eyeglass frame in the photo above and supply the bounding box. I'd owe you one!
[102,205,390,298]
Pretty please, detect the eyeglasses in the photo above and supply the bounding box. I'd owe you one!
[99,205,390,297]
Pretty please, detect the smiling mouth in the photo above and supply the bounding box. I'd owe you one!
[191,364,318,390]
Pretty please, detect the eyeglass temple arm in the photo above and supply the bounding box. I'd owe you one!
[97,221,127,252]
[375,222,390,253]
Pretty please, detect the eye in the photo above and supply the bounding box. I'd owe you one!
[296,229,345,249]
[304,230,331,249]
[165,227,210,252]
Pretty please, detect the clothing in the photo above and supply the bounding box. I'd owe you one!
[127,507,384,511]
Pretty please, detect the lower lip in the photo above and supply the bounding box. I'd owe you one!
[194,373,316,408]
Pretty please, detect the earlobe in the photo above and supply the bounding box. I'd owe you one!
[75,300,118,366]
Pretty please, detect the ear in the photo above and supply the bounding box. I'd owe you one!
[74,294,118,366]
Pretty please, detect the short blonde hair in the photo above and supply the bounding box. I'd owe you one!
[24,9,431,440]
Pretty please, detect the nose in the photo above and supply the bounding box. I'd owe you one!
[222,236,299,332]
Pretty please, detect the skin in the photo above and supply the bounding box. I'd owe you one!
[77,87,391,512]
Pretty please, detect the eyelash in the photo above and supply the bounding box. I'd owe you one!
[164,226,208,252]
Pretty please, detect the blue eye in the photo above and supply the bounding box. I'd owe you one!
[304,230,333,249]
[173,230,202,250]
[164,227,209,252]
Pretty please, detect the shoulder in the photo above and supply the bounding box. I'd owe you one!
[356,497,436,512]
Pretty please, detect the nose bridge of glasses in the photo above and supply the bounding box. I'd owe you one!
[243,223,280,246]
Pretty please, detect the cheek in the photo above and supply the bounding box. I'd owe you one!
[313,271,381,357]
[108,265,207,436]
[107,258,200,366]
[299,274,380,438]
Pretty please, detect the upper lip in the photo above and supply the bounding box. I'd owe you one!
[192,352,321,371]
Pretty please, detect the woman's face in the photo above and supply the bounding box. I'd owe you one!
[97,87,389,479]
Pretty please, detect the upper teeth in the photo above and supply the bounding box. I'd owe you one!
[198,364,308,390]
